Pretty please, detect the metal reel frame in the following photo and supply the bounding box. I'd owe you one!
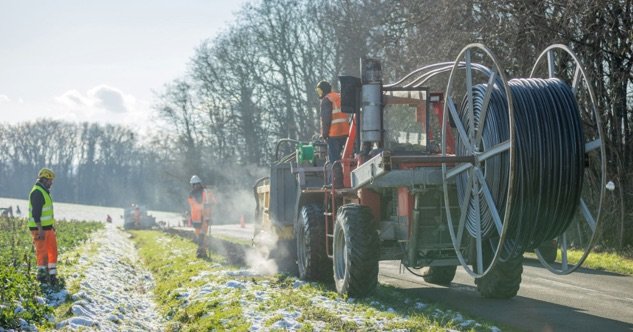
[530,44,607,274]
[442,43,516,278]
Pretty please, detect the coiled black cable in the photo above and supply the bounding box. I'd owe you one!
[456,78,584,259]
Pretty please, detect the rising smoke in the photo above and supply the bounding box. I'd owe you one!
[246,229,279,275]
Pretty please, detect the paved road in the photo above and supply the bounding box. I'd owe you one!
[211,224,633,331]
[379,261,633,331]
[210,223,255,241]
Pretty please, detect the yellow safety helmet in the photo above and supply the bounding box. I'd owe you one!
[38,168,56,180]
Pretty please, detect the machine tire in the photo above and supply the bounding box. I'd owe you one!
[537,240,557,264]
[421,266,457,285]
[333,204,379,297]
[296,204,331,282]
[475,246,523,299]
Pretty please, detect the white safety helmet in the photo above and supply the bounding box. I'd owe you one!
[190,175,202,185]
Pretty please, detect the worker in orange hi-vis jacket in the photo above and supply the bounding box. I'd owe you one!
[188,175,217,258]
[316,80,350,188]
[132,205,141,227]
[28,168,58,285]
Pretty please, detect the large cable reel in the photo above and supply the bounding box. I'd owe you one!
[441,44,515,278]
[529,44,607,274]
[441,44,606,277]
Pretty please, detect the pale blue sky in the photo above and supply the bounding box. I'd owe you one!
[0,0,248,128]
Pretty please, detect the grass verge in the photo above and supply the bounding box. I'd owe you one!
[525,249,633,276]
[132,229,500,331]
[567,249,633,276]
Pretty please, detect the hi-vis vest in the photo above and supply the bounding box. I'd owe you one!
[28,185,54,228]
[188,189,212,223]
[325,92,350,137]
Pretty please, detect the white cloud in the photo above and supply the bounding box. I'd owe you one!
[55,85,135,114]
[0,95,10,103]
[88,85,129,113]
[52,85,151,130]
[56,89,91,107]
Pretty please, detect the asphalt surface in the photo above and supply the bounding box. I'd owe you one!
[379,261,633,332]
[210,224,633,332]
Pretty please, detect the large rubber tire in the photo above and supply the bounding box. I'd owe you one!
[333,204,379,297]
[421,266,457,285]
[475,243,523,299]
[296,204,332,282]
[537,240,557,264]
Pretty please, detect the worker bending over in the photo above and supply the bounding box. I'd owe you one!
[28,168,58,284]
[188,175,216,258]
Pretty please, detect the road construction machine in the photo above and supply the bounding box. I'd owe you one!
[123,204,157,230]
[253,44,606,298]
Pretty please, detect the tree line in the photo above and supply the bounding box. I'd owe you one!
[0,120,167,208]
[1,0,630,249]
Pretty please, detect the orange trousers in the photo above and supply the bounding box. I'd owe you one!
[31,229,58,274]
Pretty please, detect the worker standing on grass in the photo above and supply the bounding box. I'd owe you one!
[316,80,349,188]
[188,175,216,258]
[28,168,58,285]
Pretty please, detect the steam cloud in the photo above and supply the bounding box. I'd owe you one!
[246,230,279,275]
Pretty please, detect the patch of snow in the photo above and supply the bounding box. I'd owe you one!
[226,280,245,289]
[56,224,164,331]
[415,301,428,310]
[225,269,258,277]
[47,289,69,306]
[18,318,36,331]
[56,316,97,329]
[269,309,302,330]
[190,270,213,281]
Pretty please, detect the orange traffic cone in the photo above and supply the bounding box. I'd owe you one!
[240,215,245,228]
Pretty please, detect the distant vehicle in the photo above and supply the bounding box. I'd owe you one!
[0,206,13,218]
[123,205,157,230]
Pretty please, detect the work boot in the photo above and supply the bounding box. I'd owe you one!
[196,247,207,258]
[48,274,58,286]
[36,269,48,283]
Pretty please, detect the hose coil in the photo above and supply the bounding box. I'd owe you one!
[456,78,584,259]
